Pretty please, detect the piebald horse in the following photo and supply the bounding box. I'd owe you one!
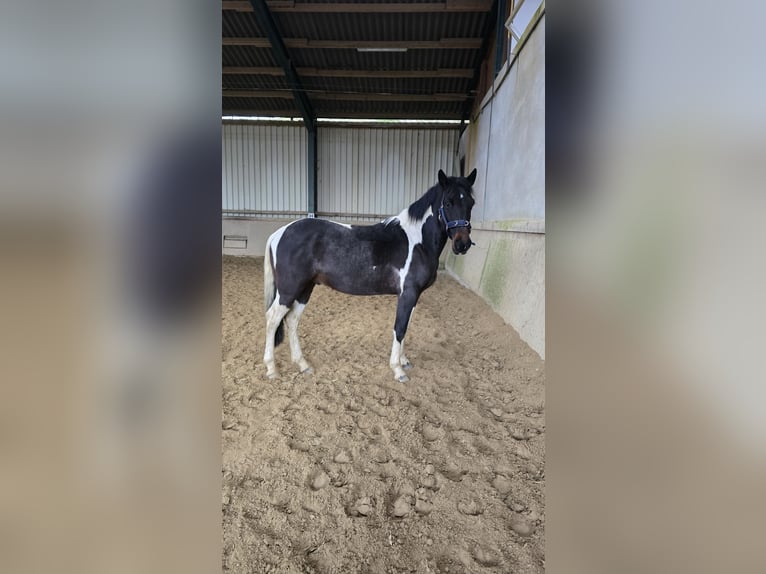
[263,168,476,382]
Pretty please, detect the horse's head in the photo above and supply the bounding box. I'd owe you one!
[437,168,477,255]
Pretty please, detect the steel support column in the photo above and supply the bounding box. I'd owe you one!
[248,0,317,216]
[307,125,317,216]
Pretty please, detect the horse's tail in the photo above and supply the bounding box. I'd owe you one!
[264,237,285,347]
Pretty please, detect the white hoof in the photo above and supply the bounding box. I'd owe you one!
[296,357,313,375]
[267,371,279,380]
[397,374,410,383]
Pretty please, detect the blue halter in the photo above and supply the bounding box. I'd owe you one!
[438,204,472,239]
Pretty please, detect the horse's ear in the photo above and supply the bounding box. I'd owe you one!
[438,169,448,187]
[466,168,477,186]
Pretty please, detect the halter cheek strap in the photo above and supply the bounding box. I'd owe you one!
[438,205,472,239]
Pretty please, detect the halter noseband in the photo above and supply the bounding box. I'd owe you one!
[438,203,472,239]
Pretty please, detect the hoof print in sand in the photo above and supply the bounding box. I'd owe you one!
[333,450,352,464]
[346,496,374,517]
[491,474,513,495]
[414,489,433,516]
[510,515,535,537]
[287,439,311,453]
[457,498,484,516]
[441,462,467,482]
[471,544,502,567]
[421,423,443,442]
[308,470,330,491]
[389,495,412,518]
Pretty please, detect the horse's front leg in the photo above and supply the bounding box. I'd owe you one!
[390,290,419,382]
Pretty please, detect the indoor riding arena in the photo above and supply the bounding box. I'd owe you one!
[221,2,545,572]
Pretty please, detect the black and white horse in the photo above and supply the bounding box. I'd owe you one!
[263,168,477,382]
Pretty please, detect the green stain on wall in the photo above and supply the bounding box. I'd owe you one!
[492,219,524,232]
[480,238,513,307]
[448,249,465,276]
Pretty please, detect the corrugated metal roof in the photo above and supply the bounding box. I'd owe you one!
[286,47,479,71]
[314,100,463,119]
[222,0,497,120]
[300,76,470,96]
[273,12,486,41]
[223,74,291,91]
[223,46,278,68]
[223,11,264,38]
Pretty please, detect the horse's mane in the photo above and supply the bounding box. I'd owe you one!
[407,184,440,222]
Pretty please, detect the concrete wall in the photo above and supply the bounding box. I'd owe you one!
[445,14,545,358]
[222,218,288,258]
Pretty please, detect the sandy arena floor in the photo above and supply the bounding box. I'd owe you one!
[222,255,545,573]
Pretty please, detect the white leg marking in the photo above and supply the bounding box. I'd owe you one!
[263,298,290,379]
[389,330,408,382]
[399,339,412,369]
[286,302,312,373]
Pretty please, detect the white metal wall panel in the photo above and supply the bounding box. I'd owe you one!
[222,123,307,217]
[318,127,459,221]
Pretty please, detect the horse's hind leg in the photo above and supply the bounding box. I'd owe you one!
[286,285,314,375]
[286,304,311,374]
[263,296,290,379]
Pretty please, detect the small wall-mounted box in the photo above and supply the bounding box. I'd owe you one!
[223,235,248,249]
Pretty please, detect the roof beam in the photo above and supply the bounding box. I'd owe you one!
[223,109,464,120]
[224,1,493,13]
[223,66,475,79]
[224,90,469,102]
[223,90,294,99]
[246,0,315,126]
[223,66,284,75]
[223,37,483,49]
[301,67,475,79]
[312,93,469,102]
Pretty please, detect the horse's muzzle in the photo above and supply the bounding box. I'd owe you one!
[452,233,473,255]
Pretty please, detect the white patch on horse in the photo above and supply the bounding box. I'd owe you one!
[267,219,299,269]
[395,207,432,294]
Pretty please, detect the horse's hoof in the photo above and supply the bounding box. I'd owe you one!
[267,372,279,380]
[402,361,413,371]
[301,366,314,375]
[397,374,410,383]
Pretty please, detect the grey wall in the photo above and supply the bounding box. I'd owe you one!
[445,14,545,358]
[222,123,307,217]
[318,127,458,221]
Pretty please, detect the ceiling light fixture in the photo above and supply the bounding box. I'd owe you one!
[356,47,408,53]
